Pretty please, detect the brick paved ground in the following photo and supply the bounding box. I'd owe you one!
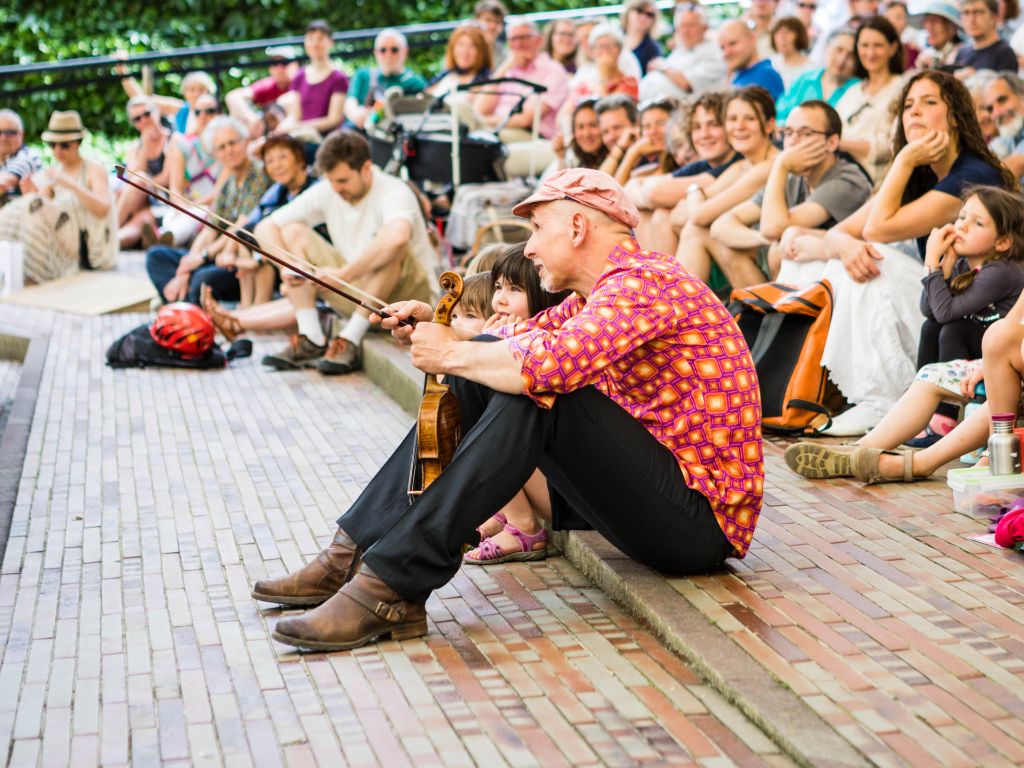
[680,440,1024,768]
[0,360,21,433]
[0,298,794,767]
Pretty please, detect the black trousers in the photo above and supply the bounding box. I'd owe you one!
[338,376,734,603]
[916,317,989,369]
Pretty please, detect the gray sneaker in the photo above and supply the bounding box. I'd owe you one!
[262,335,327,370]
[318,337,361,375]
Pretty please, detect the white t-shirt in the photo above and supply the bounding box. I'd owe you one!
[269,166,435,278]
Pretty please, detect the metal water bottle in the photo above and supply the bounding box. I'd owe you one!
[988,413,1020,475]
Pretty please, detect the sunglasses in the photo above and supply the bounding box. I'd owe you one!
[0,129,20,137]
[194,107,219,116]
[376,46,401,54]
[45,141,76,149]
[130,113,152,124]
[635,7,657,17]
[268,60,289,67]
[797,2,818,8]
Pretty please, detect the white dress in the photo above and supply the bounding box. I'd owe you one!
[819,241,925,413]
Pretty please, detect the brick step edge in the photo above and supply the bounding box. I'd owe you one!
[361,335,873,768]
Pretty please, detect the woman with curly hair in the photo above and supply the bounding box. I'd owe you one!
[786,69,1015,437]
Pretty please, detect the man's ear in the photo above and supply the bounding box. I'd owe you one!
[826,133,841,153]
[570,210,588,245]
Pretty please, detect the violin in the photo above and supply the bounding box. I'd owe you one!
[408,271,463,502]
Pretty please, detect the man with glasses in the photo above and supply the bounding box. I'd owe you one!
[640,5,725,101]
[706,101,871,288]
[955,0,1017,74]
[471,18,569,177]
[345,29,427,130]
[0,110,41,205]
[117,97,173,249]
[146,116,269,305]
[474,19,569,140]
[226,46,298,137]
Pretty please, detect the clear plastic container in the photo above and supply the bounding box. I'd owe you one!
[947,465,1024,517]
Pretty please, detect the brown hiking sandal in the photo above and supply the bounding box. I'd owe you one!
[261,334,327,370]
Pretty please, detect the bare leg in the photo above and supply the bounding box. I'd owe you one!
[236,270,254,308]
[876,403,990,477]
[858,380,956,449]
[876,318,1024,478]
[116,185,147,227]
[635,210,654,247]
[253,262,277,305]
[470,470,550,556]
[118,208,156,249]
[981,318,1024,414]
[647,207,678,255]
[714,243,768,289]
[676,221,713,281]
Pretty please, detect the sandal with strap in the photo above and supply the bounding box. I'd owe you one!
[201,284,244,341]
[464,524,549,565]
[851,446,925,485]
[476,511,507,541]
[784,441,858,479]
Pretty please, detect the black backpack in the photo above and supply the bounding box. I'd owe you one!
[106,323,228,369]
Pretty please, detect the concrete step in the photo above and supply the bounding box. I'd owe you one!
[360,334,871,768]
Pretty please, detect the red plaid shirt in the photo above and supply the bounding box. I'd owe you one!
[497,239,763,556]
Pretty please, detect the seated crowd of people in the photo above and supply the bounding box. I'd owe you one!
[4,0,1024,478]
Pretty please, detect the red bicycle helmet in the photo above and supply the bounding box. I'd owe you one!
[150,302,215,358]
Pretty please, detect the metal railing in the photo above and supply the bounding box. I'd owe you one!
[2,0,740,100]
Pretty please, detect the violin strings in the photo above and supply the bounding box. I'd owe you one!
[118,167,390,311]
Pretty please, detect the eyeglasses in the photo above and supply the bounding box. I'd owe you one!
[797,2,817,8]
[194,107,219,116]
[268,59,289,67]
[130,112,151,124]
[0,129,20,137]
[508,34,537,43]
[781,127,830,139]
[215,138,242,152]
[376,46,401,54]
[45,141,75,149]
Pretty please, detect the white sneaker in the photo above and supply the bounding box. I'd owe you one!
[819,403,887,438]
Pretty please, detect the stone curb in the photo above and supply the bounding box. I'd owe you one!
[361,334,873,768]
[0,329,48,565]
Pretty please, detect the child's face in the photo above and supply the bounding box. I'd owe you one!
[451,306,487,334]
[492,275,530,320]
[953,195,1001,258]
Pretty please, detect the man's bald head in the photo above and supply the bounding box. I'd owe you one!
[674,8,709,48]
[718,20,759,74]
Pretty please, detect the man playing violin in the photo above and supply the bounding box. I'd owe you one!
[253,167,764,652]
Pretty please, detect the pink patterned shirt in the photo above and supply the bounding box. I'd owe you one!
[497,239,764,557]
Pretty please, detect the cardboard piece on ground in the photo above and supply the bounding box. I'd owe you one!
[0,271,156,315]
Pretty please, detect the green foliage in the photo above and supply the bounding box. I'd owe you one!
[3,0,601,149]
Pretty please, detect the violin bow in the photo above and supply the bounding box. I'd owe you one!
[115,165,415,327]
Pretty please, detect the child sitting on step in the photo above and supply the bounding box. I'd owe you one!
[464,243,571,565]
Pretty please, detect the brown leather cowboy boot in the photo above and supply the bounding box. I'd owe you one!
[271,565,427,651]
[251,527,362,607]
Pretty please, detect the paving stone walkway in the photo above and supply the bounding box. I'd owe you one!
[682,440,1024,768]
[0,303,793,767]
